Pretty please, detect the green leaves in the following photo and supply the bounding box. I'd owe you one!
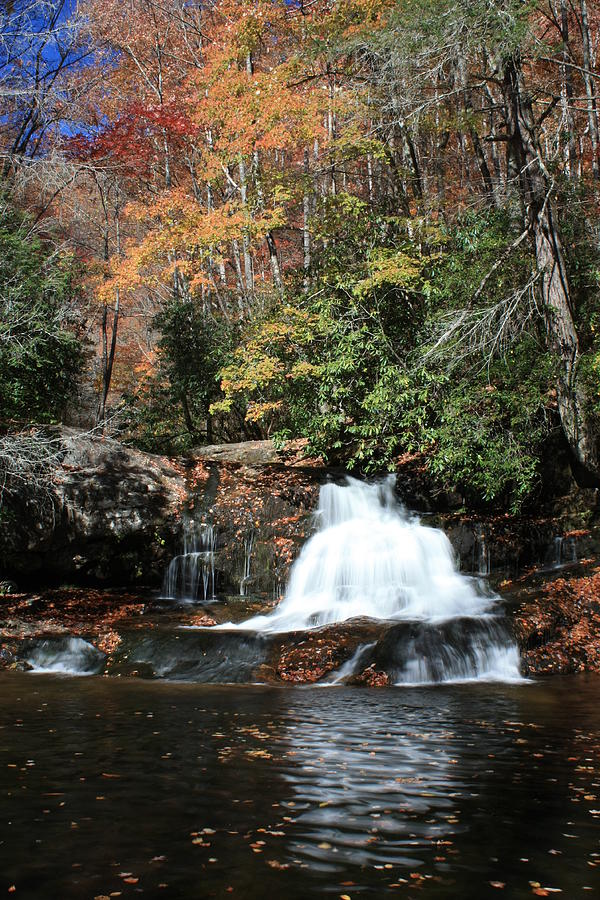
[122,297,235,453]
[0,198,85,424]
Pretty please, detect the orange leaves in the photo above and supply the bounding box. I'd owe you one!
[73,0,395,334]
[192,58,322,157]
[516,563,600,675]
[114,190,286,299]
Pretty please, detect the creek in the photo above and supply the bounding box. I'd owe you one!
[1,674,600,898]
[2,476,600,895]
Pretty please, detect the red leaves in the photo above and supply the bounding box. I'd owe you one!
[1,588,145,642]
[516,564,600,675]
[354,664,390,687]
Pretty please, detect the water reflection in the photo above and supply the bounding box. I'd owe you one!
[282,694,463,870]
[1,675,600,898]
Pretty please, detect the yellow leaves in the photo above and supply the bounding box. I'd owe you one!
[352,249,425,299]
[221,354,285,394]
[246,400,284,423]
[212,303,321,426]
[288,360,322,380]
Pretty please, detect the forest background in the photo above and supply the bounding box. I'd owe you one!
[2,0,600,513]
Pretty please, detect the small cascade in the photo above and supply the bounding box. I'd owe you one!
[379,618,521,685]
[219,476,523,684]
[163,519,216,603]
[239,527,255,596]
[25,636,105,675]
[323,643,377,685]
[108,630,268,683]
[473,523,490,576]
[546,534,577,570]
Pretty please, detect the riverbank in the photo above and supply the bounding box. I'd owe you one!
[3,430,600,680]
[3,557,600,680]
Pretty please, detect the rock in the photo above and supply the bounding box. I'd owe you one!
[271,620,384,684]
[10,659,34,672]
[0,427,186,587]
[169,448,326,600]
[0,644,32,671]
[192,441,282,466]
[187,614,217,627]
[513,564,600,675]
[353,664,390,687]
[0,645,16,667]
[0,429,326,593]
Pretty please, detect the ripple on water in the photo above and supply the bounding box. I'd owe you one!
[0,676,600,898]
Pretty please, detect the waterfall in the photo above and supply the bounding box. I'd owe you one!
[221,476,523,684]
[546,534,577,570]
[473,523,490,576]
[239,526,255,596]
[163,520,216,603]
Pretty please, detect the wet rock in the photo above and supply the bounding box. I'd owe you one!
[10,659,34,672]
[187,614,218,627]
[271,620,384,684]
[173,449,326,600]
[0,645,16,668]
[0,644,32,671]
[352,665,390,687]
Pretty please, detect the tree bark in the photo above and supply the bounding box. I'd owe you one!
[97,291,120,427]
[559,0,578,177]
[303,148,311,292]
[502,55,600,482]
[579,0,600,179]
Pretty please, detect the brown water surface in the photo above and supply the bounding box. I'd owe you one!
[1,673,599,898]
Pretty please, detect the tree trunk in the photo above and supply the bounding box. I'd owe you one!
[265,231,284,297]
[97,291,120,427]
[559,0,578,177]
[238,157,254,302]
[180,391,197,438]
[303,148,311,292]
[502,55,600,482]
[97,204,122,428]
[580,0,600,179]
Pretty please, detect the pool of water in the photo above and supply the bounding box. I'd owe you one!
[1,673,600,898]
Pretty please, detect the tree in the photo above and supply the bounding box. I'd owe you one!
[0,1,96,173]
[344,0,600,484]
[0,192,85,423]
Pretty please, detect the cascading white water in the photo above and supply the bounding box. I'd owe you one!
[546,534,577,570]
[239,527,255,597]
[224,476,523,683]
[26,637,105,675]
[163,520,216,603]
[234,477,494,631]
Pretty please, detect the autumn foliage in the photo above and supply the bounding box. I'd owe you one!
[3,0,600,507]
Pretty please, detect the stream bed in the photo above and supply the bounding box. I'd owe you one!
[1,672,600,898]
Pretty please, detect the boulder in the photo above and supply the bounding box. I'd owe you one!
[0,428,185,586]
[0,430,325,591]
